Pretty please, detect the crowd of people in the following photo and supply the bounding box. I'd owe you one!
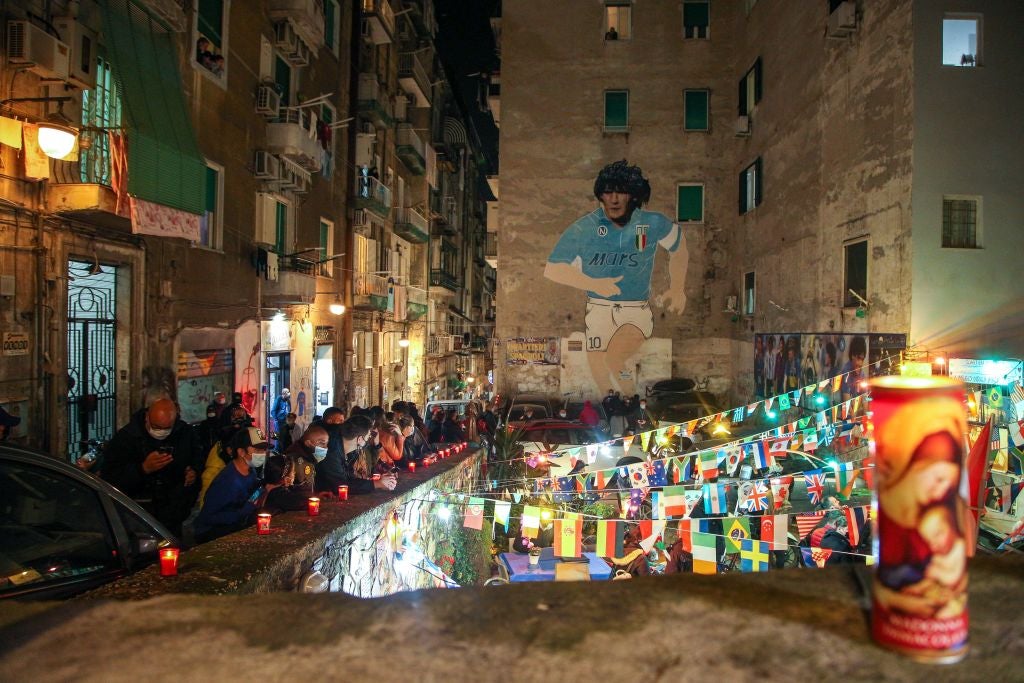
[85,390,494,546]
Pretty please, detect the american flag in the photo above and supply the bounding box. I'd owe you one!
[795,511,826,540]
[804,469,827,505]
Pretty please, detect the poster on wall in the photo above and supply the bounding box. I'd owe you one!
[176,349,234,424]
[753,333,905,400]
[506,337,561,366]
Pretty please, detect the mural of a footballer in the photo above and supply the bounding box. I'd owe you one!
[544,160,688,396]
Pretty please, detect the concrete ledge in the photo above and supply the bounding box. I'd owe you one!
[2,555,1021,682]
[82,450,484,598]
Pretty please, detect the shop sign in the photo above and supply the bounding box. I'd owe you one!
[948,358,1022,385]
[2,332,29,356]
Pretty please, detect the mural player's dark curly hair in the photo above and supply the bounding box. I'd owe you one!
[593,160,651,209]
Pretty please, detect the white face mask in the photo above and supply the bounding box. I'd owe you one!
[558,411,567,419]
[147,426,172,440]
[250,451,267,468]
[312,445,328,462]
[640,403,647,410]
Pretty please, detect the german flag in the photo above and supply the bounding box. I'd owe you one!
[595,519,625,558]
[554,518,583,558]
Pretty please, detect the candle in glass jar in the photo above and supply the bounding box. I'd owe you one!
[257,513,272,534]
[337,485,349,501]
[408,461,416,472]
[159,547,179,577]
[307,497,321,516]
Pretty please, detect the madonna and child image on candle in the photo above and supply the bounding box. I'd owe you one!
[870,376,970,664]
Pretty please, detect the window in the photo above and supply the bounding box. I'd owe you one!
[738,157,762,214]
[843,240,868,307]
[274,198,291,254]
[197,161,223,250]
[274,54,292,107]
[738,57,762,116]
[80,56,121,185]
[321,101,337,173]
[319,218,335,277]
[743,271,755,315]
[604,3,631,40]
[676,184,704,223]
[942,14,982,67]
[942,196,980,248]
[0,460,120,597]
[604,90,629,131]
[683,0,709,39]
[193,0,230,83]
[325,0,340,55]
[684,89,709,131]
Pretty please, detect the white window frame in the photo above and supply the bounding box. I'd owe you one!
[191,0,230,89]
[325,0,341,57]
[318,218,335,277]
[675,182,705,224]
[942,13,983,68]
[743,270,755,316]
[941,194,983,249]
[842,237,869,309]
[195,159,224,251]
[604,2,632,40]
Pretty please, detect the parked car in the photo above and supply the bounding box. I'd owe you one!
[644,378,722,423]
[505,403,552,423]
[0,444,178,600]
[510,418,618,477]
[505,394,557,421]
[424,399,473,420]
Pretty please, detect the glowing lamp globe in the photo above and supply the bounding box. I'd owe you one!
[37,122,77,159]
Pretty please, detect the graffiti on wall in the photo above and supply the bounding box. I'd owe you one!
[754,333,907,400]
[543,160,688,396]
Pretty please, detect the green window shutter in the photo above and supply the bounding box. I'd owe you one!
[605,91,628,129]
[684,90,709,131]
[753,57,763,104]
[204,166,218,213]
[319,220,329,261]
[275,201,287,254]
[738,169,747,214]
[677,185,703,222]
[198,0,223,48]
[683,2,709,29]
[325,0,336,49]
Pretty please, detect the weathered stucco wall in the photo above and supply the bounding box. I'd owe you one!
[498,1,917,406]
[83,451,486,599]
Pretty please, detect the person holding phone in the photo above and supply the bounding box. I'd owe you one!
[103,398,205,536]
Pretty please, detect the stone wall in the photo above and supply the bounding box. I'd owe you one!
[84,450,487,599]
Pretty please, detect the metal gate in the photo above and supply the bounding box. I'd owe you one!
[66,259,119,458]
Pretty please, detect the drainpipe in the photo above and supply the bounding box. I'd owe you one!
[35,184,50,452]
[340,0,360,410]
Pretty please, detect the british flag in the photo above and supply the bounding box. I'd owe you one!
[747,481,771,512]
[804,469,827,505]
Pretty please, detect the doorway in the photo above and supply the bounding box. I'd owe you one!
[265,352,291,434]
[314,344,334,417]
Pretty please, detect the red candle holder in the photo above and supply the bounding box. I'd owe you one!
[159,547,179,577]
[408,461,416,472]
[337,485,349,501]
[307,497,321,516]
[372,473,381,481]
[257,513,272,534]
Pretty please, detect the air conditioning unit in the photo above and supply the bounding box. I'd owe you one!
[255,193,279,246]
[355,132,376,167]
[735,115,751,137]
[274,20,299,54]
[52,17,97,90]
[255,85,281,117]
[827,1,857,38]
[253,151,280,180]
[7,20,71,81]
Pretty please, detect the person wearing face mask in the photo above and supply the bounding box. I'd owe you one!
[102,398,205,537]
[198,403,254,508]
[316,416,397,494]
[194,427,269,543]
[283,424,329,494]
[256,454,309,513]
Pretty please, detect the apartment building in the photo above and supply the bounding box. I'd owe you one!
[495,0,1023,403]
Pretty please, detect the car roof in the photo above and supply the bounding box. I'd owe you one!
[510,419,594,431]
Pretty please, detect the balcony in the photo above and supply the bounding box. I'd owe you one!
[484,232,497,269]
[267,109,323,172]
[430,269,460,293]
[361,0,395,45]
[430,189,458,235]
[402,0,436,37]
[46,156,126,230]
[357,73,394,128]
[264,255,317,306]
[269,0,325,52]
[395,124,426,175]
[353,174,392,218]
[426,334,456,356]
[406,284,428,320]
[353,272,389,311]
[398,51,432,107]
[394,206,429,244]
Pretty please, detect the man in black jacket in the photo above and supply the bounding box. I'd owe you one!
[284,423,329,493]
[315,416,396,494]
[102,398,204,536]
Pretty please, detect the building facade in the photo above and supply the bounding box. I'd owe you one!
[495,0,1023,405]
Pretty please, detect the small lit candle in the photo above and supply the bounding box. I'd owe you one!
[372,473,381,481]
[408,461,416,472]
[307,497,321,516]
[337,485,349,501]
[159,547,179,577]
[257,513,272,534]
